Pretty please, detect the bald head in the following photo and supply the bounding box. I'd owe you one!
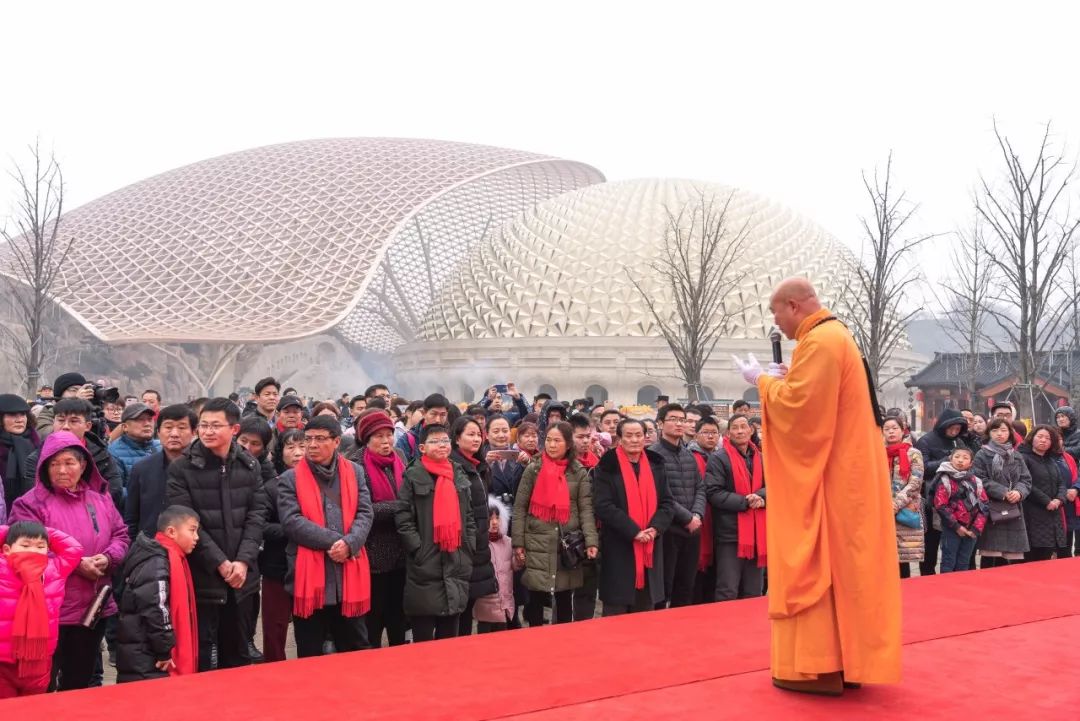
[770,277,823,339]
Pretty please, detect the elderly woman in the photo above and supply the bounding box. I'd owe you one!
[883,417,925,578]
[0,393,42,512]
[974,418,1032,568]
[1019,425,1069,561]
[347,410,408,647]
[10,431,129,690]
[512,421,598,625]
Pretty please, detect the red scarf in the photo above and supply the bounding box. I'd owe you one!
[529,454,571,524]
[723,437,767,568]
[458,450,482,469]
[364,450,404,503]
[616,446,657,589]
[293,456,372,618]
[578,450,599,469]
[886,442,912,480]
[422,457,462,552]
[1062,452,1080,515]
[153,532,198,676]
[10,552,49,678]
[693,452,713,571]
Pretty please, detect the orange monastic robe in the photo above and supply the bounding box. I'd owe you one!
[757,307,902,684]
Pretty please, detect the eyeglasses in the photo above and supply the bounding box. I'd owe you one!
[424,439,451,446]
[304,435,335,444]
[664,417,687,424]
[198,423,232,432]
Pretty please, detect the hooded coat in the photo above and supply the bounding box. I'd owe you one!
[473,495,516,624]
[0,525,83,663]
[511,454,598,593]
[9,431,130,624]
[592,447,675,607]
[394,459,476,617]
[1056,407,1080,461]
[23,431,124,511]
[914,409,971,480]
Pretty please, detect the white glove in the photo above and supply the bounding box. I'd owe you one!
[732,353,763,385]
[767,362,789,379]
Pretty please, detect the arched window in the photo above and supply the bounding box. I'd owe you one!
[585,384,609,404]
[461,384,475,404]
[537,383,558,400]
[701,386,715,400]
[637,385,661,405]
[741,387,760,403]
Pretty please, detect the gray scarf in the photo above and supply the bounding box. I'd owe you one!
[311,452,338,485]
[984,440,1014,478]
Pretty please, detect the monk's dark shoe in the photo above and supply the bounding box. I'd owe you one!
[772,671,844,697]
[841,672,862,689]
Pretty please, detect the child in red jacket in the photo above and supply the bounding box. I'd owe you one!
[933,447,989,573]
[0,521,83,697]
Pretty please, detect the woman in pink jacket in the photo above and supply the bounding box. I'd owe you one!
[0,522,83,697]
[10,431,129,691]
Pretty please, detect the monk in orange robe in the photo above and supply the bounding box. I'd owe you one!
[736,277,901,695]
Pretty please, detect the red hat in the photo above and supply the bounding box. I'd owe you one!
[356,411,394,446]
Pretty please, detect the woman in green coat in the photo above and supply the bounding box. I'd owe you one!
[511,421,599,625]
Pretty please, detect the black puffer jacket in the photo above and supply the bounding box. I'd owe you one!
[704,444,767,544]
[166,440,269,603]
[394,459,476,617]
[451,449,497,600]
[915,409,971,481]
[116,533,174,682]
[649,438,705,533]
[1019,445,1068,549]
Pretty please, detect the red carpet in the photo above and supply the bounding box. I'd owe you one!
[5,558,1078,719]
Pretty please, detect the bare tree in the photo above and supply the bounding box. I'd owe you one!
[932,219,994,402]
[0,140,74,397]
[627,190,750,401]
[1063,242,1080,401]
[845,152,933,389]
[977,120,1079,419]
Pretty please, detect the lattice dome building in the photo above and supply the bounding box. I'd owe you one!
[397,178,924,406]
[5,138,603,350]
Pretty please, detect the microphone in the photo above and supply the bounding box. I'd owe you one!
[769,327,783,364]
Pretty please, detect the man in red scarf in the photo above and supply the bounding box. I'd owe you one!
[704,415,766,602]
[277,416,373,656]
[116,506,200,681]
[593,418,675,615]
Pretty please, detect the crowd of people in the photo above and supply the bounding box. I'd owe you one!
[0,371,1073,698]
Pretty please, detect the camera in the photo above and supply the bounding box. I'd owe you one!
[85,383,120,410]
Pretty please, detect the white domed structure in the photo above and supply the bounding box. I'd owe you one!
[398,179,923,405]
[5,138,603,349]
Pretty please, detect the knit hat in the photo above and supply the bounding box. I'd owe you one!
[356,411,394,445]
[52,372,86,399]
[0,393,30,415]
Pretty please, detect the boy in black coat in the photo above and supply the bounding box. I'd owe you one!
[116,506,200,682]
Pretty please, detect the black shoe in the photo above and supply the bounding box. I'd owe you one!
[248,641,265,664]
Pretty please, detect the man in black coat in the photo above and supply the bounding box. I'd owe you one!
[593,418,675,615]
[166,397,270,671]
[125,404,198,540]
[648,403,706,608]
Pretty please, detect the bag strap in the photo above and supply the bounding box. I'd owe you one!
[810,315,885,427]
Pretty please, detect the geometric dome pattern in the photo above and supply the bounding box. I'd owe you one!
[419,178,864,342]
[4,138,602,346]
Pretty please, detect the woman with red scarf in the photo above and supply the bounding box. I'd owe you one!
[511,422,598,625]
[882,417,925,578]
[450,417,497,636]
[593,418,674,615]
[348,410,408,646]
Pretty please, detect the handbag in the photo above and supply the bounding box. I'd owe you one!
[988,499,1022,523]
[895,508,922,529]
[558,528,587,570]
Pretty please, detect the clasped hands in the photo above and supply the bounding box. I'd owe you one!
[732,353,787,385]
[77,554,109,580]
[217,560,249,589]
[745,493,765,509]
[635,527,658,544]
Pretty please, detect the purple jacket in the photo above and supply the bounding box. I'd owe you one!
[0,526,83,662]
[10,431,130,625]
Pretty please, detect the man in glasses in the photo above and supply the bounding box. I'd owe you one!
[649,403,706,608]
[395,393,451,463]
[167,397,270,671]
[277,415,373,655]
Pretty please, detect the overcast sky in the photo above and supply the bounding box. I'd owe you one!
[3,1,1079,285]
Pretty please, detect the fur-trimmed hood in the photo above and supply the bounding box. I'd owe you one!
[487,494,510,537]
